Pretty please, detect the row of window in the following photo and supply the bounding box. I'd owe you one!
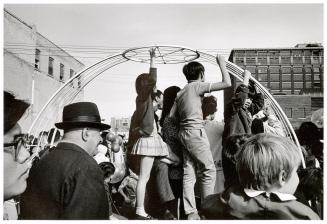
[242,65,322,74]
[234,50,323,57]
[235,56,322,65]
[257,74,321,82]
[35,48,76,82]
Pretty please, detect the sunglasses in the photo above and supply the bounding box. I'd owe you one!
[4,134,31,161]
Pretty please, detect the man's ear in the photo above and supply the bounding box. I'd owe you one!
[278,170,287,186]
[82,128,89,142]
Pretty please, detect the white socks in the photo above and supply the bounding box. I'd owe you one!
[136,207,148,217]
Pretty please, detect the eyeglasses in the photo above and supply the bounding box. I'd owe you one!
[4,134,30,161]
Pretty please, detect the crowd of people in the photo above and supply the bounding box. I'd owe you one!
[3,48,323,220]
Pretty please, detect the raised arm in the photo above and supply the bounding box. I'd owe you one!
[209,55,231,92]
[243,70,251,86]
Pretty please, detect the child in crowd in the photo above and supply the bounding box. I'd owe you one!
[174,55,231,219]
[202,95,225,193]
[202,133,320,220]
[222,134,251,189]
[251,100,286,137]
[127,48,169,219]
[223,70,264,145]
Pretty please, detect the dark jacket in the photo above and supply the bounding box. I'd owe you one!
[202,185,320,220]
[20,142,109,220]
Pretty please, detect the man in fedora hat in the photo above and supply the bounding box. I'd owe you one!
[20,102,111,220]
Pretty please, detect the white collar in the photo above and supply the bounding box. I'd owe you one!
[244,188,297,201]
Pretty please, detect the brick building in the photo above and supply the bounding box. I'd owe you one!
[225,44,323,129]
[4,9,85,132]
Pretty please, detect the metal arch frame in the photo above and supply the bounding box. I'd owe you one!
[28,45,305,168]
[122,45,200,64]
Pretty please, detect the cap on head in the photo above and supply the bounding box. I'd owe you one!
[55,102,110,130]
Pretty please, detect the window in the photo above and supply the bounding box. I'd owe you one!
[245,66,256,74]
[70,69,75,78]
[292,67,303,74]
[60,63,64,82]
[78,77,82,89]
[285,108,293,118]
[269,66,280,74]
[298,108,306,119]
[48,57,54,75]
[282,74,291,82]
[235,57,245,64]
[257,57,267,65]
[257,66,267,74]
[281,66,291,74]
[293,74,303,82]
[257,74,267,82]
[35,49,40,69]
[270,74,279,82]
[294,82,303,89]
[246,57,256,65]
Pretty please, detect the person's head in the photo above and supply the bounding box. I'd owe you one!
[99,162,116,182]
[135,73,151,95]
[236,134,301,194]
[311,108,323,129]
[234,84,252,110]
[152,89,163,111]
[159,86,181,127]
[47,128,61,146]
[38,131,49,148]
[183,61,205,81]
[4,91,31,200]
[202,95,217,120]
[222,134,251,187]
[55,102,110,156]
[296,122,320,146]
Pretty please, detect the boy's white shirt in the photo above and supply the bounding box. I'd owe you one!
[244,188,296,201]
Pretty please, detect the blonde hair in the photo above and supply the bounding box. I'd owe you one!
[236,133,301,190]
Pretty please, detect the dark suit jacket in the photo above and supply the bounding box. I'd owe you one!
[20,142,109,220]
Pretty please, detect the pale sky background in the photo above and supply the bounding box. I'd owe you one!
[4,2,324,123]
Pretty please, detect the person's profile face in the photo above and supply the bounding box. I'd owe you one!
[3,124,31,200]
[87,128,102,156]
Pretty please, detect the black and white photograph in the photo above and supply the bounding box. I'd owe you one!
[2,0,324,220]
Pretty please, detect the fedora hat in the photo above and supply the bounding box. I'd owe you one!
[55,102,110,130]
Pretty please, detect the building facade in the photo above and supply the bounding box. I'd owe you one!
[226,44,324,129]
[4,9,85,132]
[110,117,131,137]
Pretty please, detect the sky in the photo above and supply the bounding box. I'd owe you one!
[3,2,324,123]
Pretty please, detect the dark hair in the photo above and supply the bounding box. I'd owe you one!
[183,61,204,81]
[4,91,30,133]
[99,162,116,178]
[251,118,264,134]
[159,86,180,127]
[47,128,61,143]
[297,122,320,146]
[151,89,163,100]
[297,167,323,201]
[202,95,217,119]
[135,73,150,95]
[222,134,251,188]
